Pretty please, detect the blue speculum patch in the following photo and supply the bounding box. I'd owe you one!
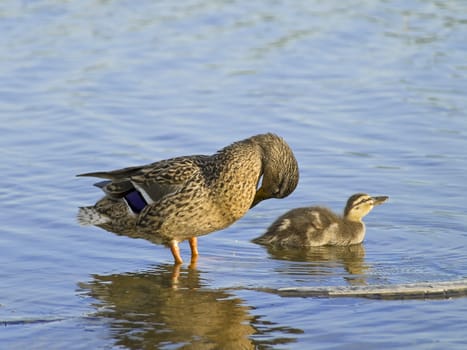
[124,190,147,213]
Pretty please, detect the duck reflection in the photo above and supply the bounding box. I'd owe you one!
[260,244,370,285]
[79,264,300,349]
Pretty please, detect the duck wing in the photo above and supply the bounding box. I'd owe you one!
[77,155,209,203]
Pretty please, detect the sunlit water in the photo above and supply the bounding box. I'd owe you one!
[1,0,467,349]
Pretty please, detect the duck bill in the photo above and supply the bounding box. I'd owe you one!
[251,187,267,208]
[372,196,389,205]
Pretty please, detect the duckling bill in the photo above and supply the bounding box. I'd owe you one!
[77,133,299,264]
[253,193,388,247]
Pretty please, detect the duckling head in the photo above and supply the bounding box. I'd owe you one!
[343,193,388,222]
[250,133,299,208]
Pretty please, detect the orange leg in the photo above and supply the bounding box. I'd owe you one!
[169,240,183,265]
[189,237,199,267]
[189,237,199,257]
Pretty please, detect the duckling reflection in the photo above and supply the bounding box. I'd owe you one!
[254,193,388,247]
[260,244,370,286]
[78,264,300,349]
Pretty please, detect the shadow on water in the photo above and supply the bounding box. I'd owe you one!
[78,264,302,349]
[258,244,370,286]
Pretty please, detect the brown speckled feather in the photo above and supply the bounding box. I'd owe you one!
[77,133,299,255]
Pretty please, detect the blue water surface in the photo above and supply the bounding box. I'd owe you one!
[1,0,467,349]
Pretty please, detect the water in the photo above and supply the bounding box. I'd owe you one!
[1,0,467,348]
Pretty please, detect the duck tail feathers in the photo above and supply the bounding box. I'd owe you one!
[77,206,110,226]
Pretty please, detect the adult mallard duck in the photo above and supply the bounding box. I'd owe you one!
[77,133,299,264]
[253,193,388,247]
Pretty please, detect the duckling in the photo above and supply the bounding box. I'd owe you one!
[77,133,299,264]
[253,193,388,247]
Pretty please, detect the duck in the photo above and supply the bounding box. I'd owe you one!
[77,133,299,264]
[253,193,388,247]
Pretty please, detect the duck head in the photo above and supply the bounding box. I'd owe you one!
[250,134,299,208]
[344,193,388,222]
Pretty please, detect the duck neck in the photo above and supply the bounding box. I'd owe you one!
[342,218,366,244]
[344,211,364,223]
[212,139,263,219]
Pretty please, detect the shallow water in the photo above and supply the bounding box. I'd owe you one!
[1,0,467,349]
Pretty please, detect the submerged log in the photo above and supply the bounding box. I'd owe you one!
[274,279,467,300]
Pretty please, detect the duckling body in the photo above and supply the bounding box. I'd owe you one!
[253,194,388,247]
[78,133,299,264]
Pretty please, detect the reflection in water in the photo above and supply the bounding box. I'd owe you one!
[79,264,301,349]
[261,244,370,285]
